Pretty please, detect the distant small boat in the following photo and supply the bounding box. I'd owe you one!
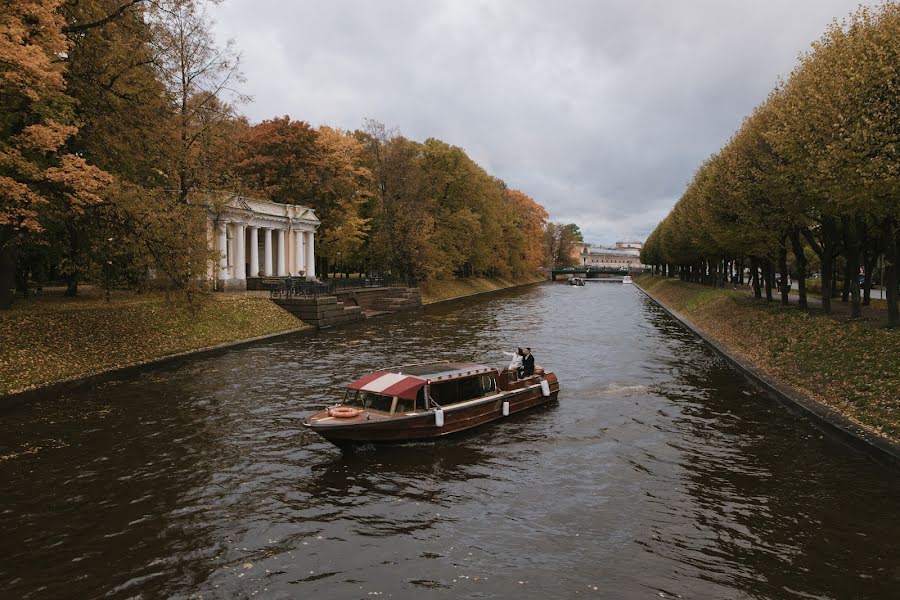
[303,361,560,445]
[568,277,585,286]
[622,275,633,284]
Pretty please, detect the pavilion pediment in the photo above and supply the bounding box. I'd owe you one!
[212,193,319,226]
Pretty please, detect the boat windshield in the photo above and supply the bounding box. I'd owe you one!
[343,389,417,414]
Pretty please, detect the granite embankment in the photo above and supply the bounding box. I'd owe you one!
[634,275,900,448]
[0,290,306,397]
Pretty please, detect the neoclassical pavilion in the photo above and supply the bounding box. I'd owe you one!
[207,194,320,290]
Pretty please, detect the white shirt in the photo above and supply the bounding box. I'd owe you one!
[502,351,523,370]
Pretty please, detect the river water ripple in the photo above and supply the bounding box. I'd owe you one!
[2,283,899,599]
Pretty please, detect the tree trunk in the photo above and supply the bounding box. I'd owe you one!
[841,257,851,303]
[15,257,29,299]
[65,224,79,297]
[778,242,789,306]
[0,243,15,309]
[763,258,774,302]
[750,256,761,299]
[860,220,875,307]
[863,248,875,306]
[883,217,899,326]
[738,257,745,284]
[790,228,808,310]
[844,216,862,318]
[820,217,837,314]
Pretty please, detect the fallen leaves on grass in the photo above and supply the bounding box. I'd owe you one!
[0,291,306,395]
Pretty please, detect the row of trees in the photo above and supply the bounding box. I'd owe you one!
[232,117,555,281]
[641,3,899,326]
[2,0,572,308]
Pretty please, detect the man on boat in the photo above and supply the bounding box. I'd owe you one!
[522,348,535,377]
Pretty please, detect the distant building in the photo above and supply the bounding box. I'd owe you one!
[579,241,645,270]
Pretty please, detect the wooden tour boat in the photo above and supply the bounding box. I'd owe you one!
[303,361,560,445]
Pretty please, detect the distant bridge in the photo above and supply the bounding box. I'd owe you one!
[550,266,634,281]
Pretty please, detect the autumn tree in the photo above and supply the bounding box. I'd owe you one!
[30,0,175,296]
[544,222,581,268]
[506,188,548,274]
[314,126,372,275]
[0,0,112,306]
[646,3,899,325]
[149,0,245,203]
[237,116,320,203]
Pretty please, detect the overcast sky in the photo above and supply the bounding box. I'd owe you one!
[212,0,874,244]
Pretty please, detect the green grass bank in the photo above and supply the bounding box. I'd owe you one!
[2,275,543,397]
[0,290,306,397]
[635,275,900,443]
[419,274,545,305]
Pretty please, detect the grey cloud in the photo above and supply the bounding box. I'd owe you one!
[214,0,875,242]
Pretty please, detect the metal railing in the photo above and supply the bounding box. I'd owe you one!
[269,275,418,299]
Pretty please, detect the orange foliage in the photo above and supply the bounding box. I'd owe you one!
[507,189,549,271]
[1,0,110,242]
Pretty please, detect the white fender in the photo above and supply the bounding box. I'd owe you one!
[502,400,510,416]
[434,408,444,427]
[540,379,551,397]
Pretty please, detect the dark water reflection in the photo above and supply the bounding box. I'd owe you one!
[2,283,899,599]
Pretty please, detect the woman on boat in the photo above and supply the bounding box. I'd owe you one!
[503,348,524,376]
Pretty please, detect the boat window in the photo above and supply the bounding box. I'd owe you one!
[344,389,364,407]
[394,397,415,414]
[342,390,395,412]
[431,375,496,406]
[429,381,457,405]
[457,377,484,402]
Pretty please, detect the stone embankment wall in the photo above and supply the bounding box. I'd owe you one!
[633,275,900,469]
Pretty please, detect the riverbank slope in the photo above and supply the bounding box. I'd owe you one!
[635,275,900,445]
[0,290,306,397]
[419,274,545,305]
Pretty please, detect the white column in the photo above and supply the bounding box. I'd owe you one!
[301,230,308,274]
[294,229,305,275]
[216,221,228,280]
[235,223,246,280]
[277,229,286,276]
[249,226,259,277]
[305,230,316,280]
[263,228,273,276]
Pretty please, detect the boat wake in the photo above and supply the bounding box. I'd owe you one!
[587,383,648,398]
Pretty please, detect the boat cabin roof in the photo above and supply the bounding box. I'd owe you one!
[347,362,494,401]
[393,362,492,379]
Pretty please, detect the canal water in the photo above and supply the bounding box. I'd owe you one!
[2,283,899,599]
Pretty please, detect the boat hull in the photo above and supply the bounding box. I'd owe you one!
[305,373,559,444]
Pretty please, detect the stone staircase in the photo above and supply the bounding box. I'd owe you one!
[271,287,422,328]
[271,296,364,328]
[335,287,422,316]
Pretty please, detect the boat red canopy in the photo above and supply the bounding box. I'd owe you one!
[347,371,427,401]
